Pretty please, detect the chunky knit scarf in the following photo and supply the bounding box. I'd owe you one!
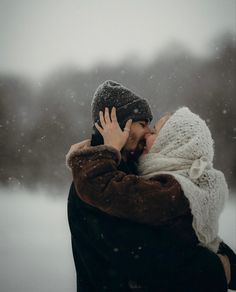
[138,107,228,252]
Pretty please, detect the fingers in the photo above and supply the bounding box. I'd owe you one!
[123,119,132,141]
[81,139,91,148]
[104,107,111,124]
[95,122,104,134]
[124,119,132,133]
[218,254,231,284]
[99,111,106,128]
[97,107,120,131]
[99,107,112,128]
[111,107,118,123]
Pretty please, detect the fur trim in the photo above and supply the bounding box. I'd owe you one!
[66,145,121,169]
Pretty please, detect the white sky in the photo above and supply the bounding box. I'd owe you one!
[0,0,235,77]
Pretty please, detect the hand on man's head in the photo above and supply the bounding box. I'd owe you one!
[95,107,132,151]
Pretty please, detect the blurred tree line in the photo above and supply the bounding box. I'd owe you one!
[0,33,235,191]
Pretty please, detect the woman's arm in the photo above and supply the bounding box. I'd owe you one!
[67,144,191,226]
[67,143,234,287]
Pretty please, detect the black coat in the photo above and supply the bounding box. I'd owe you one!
[67,158,228,292]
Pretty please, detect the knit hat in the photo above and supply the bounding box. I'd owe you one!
[139,107,228,252]
[91,80,153,128]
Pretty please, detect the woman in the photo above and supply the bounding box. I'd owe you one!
[67,107,236,291]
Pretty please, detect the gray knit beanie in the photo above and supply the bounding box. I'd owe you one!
[91,80,153,128]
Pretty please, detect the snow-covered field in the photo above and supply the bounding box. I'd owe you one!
[0,187,235,292]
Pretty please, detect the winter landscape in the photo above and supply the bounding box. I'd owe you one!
[0,187,235,292]
[0,0,235,291]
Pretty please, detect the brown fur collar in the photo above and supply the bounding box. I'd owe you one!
[66,145,121,169]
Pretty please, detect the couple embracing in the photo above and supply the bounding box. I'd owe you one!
[66,80,236,292]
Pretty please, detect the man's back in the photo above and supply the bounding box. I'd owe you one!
[68,182,132,291]
[68,181,227,292]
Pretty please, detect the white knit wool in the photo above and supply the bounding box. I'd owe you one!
[138,107,228,252]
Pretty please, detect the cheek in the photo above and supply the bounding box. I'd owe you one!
[129,129,142,143]
[128,132,137,143]
[146,135,156,151]
[125,133,138,150]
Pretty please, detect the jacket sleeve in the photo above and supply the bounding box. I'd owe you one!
[67,145,191,226]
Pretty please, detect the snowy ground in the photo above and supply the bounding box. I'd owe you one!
[0,187,235,292]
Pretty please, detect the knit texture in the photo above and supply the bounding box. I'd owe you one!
[91,80,153,128]
[138,107,228,252]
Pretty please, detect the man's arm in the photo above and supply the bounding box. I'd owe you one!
[67,145,191,226]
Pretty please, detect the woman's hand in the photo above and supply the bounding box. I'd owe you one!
[95,107,132,151]
[218,254,231,284]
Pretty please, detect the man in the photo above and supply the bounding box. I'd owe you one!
[67,80,234,291]
[67,80,154,292]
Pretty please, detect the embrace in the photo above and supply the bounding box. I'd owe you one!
[66,80,236,292]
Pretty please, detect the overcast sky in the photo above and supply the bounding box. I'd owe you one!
[0,0,235,78]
